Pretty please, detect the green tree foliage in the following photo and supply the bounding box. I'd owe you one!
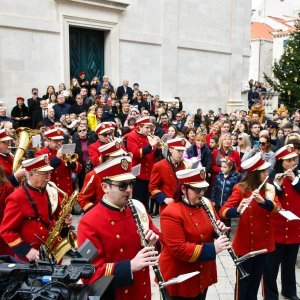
[264,17,300,111]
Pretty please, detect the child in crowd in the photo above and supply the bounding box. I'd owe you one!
[210,158,241,228]
[209,135,219,152]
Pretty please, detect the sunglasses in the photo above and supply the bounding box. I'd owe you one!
[188,186,207,194]
[101,132,113,137]
[176,115,182,118]
[259,142,266,146]
[109,181,135,191]
[78,129,87,133]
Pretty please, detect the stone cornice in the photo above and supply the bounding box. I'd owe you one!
[55,0,130,11]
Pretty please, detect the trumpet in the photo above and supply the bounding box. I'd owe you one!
[148,134,168,149]
[240,175,269,215]
[62,153,79,165]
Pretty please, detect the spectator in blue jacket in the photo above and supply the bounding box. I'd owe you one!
[211,158,241,229]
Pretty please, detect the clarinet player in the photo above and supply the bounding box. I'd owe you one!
[219,153,280,300]
[77,155,162,300]
[159,167,231,300]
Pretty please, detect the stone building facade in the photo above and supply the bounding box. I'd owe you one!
[0,0,251,113]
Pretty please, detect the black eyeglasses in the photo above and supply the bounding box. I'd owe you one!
[187,185,207,194]
[78,130,87,133]
[259,142,266,146]
[109,181,135,191]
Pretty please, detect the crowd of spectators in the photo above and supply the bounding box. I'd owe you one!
[1,74,300,215]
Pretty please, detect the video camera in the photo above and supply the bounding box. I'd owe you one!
[0,240,115,300]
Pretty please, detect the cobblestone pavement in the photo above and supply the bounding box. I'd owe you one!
[70,214,299,300]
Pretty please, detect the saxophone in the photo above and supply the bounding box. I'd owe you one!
[45,182,79,261]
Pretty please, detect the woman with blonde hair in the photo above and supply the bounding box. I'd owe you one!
[236,132,251,159]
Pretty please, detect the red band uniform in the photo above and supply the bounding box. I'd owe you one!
[78,140,127,212]
[0,155,62,261]
[219,153,280,300]
[159,167,226,299]
[126,117,160,211]
[263,145,300,300]
[88,122,116,167]
[35,128,82,196]
[149,138,187,214]
[77,156,162,300]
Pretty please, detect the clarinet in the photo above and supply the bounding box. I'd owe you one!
[199,197,249,280]
[127,197,171,300]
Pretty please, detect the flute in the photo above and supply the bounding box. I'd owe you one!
[199,197,249,279]
[276,165,297,179]
[127,197,171,300]
[240,175,269,215]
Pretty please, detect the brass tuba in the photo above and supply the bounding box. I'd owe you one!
[12,127,37,172]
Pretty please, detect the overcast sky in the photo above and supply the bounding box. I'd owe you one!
[252,0,262,8]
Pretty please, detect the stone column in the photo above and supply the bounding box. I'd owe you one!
[160,0,179,98]
[226,0,251,112]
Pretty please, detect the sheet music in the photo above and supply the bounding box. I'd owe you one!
[61,143,76,154]
[132,164,141,176]
[160,271,200,288]
[161,134,172,142]
[279,210,300,221]
[31,135,41,148]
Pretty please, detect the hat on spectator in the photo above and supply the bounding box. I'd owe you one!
[79,71,86,76]
[176,167,209,188]
[17,97,24,101]
[274,144,298,160]
[98,139,127,157]
[136,116,153,127]
[266,120,278,128]
[95,122,115,135]
[22,154,53,172]
[241,153,270,171]
[167,138,187,151]
[0,129,13,142]
[44,128,64,140]
[97,156,136,181]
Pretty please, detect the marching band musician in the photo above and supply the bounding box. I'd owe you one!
[0,128,26,186]
[78,140,128,213]
[126,116,161,211]
[149,137,187,214]
[35,128,82,196]
[219,153,280,300]
[159,167,230,300]
[0,165,14,256]
[77,156,162,300]
[263,144,300,300]
[88,122,116,167]
[0,155,71,262]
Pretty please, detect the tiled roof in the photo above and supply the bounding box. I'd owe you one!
[251,22,274,40]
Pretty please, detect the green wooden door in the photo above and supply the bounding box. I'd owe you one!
[69,27,104,81]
